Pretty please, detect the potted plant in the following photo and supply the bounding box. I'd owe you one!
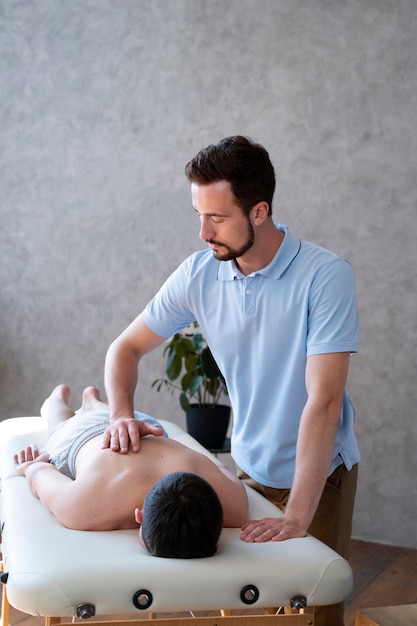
[152,323,230,449]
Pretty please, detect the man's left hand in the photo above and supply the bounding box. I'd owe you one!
[240,515,307,542]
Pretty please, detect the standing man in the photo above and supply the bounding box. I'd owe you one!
[104,136,359,625]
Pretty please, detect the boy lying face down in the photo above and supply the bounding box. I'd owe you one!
[14,385,248,559]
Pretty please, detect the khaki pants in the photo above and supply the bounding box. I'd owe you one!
[237,463,358,626]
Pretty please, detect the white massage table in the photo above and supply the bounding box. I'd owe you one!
[0,416,353,626]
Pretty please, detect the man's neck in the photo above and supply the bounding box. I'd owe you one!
[234,223,284,276]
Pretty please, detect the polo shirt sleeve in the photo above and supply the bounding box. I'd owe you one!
[306,258,359,356]
[142,256,196,338]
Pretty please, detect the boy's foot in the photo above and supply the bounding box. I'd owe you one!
[78,386,108,412]
[40,384,71,418]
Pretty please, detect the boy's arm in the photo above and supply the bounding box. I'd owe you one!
[14,449,82,528]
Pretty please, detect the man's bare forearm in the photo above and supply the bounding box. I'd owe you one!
[284,351,348,531]
[104,337,139,421]
[284,402,339,531]
[104,317,167,452]
[104,315,166,423]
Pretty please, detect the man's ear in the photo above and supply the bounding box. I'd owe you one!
[251,201,269,225]
[135,508,143,524]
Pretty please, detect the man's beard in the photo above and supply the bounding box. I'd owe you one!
[207,219,255,262]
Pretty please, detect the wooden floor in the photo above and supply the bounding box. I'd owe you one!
[2,539,417,626]
[344,539,417,625]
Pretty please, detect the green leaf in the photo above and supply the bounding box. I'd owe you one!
[180,392,191,412]
[175,337,194,357]
[189,373,204,395]
[181,371,193,392]
[184,352,199,374]
[166,354,182,380]
[192,333,204,350]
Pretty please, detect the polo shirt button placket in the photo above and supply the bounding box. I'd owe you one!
[243,277,257,317]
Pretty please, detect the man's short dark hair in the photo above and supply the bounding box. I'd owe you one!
[185,135,276,216]
[141,471,223,558]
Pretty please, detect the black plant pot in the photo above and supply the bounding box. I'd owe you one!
[186,404,231,450]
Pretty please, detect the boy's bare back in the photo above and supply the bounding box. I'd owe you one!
[61,434,248,531]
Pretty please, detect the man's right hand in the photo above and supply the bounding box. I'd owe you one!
[102,417,164,453]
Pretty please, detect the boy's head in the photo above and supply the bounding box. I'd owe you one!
[137,471,223,558]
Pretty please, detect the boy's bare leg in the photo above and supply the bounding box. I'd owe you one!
[40,384,74,431]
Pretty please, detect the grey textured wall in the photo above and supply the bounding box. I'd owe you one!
[1,0,416,548]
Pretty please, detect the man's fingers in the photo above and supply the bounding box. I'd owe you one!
[103,418,162,454]
[127,421,141,452]
[102,419,141,453]
[117,425,133,453]
[240,516,307,543]
[102,425,130,452]
[102,429,112,449]
[240,519,280,542]
[138,423,164,438]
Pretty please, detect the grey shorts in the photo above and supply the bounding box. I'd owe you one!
[46,409,168,479]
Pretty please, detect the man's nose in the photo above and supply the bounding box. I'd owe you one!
[199,216,214,241]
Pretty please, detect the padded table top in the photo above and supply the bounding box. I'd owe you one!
[0,416,353,617]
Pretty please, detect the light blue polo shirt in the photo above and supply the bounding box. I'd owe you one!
[143,225,360,488]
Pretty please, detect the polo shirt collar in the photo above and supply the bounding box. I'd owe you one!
[217,224,301,281]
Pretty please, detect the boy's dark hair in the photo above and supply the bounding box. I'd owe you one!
[141,471,223,559]
[185,135,276,216]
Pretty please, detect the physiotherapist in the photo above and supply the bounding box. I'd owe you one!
[103,136,360,626]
